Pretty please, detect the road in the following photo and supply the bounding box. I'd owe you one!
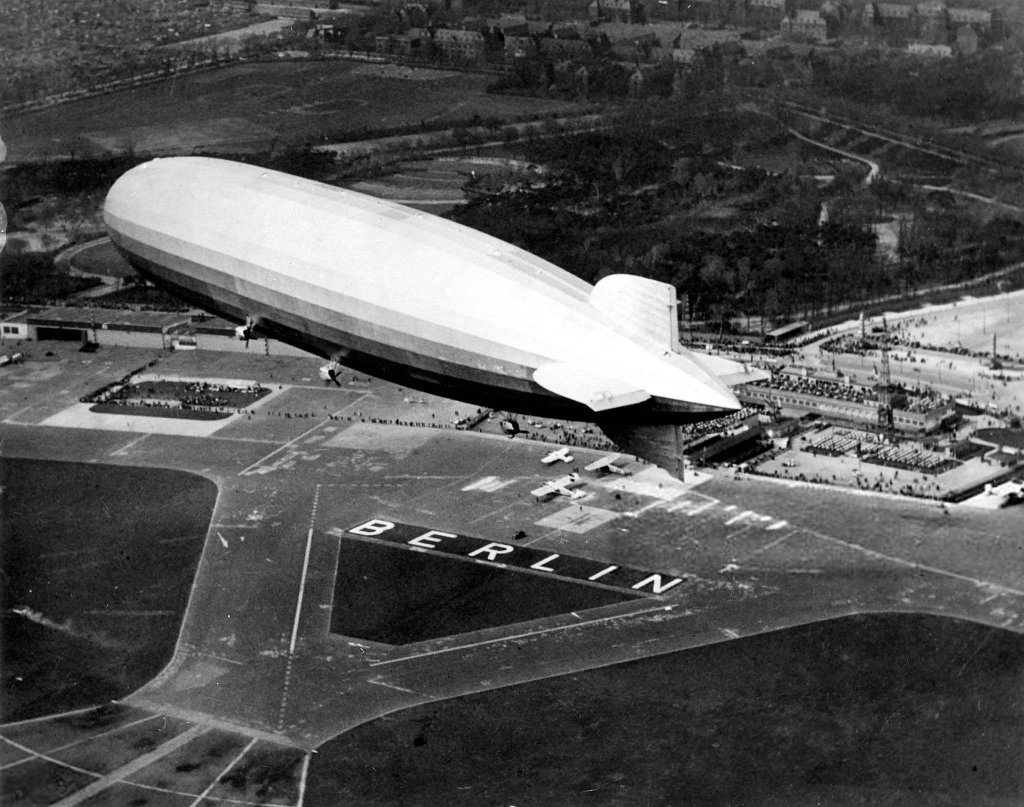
[788,126,880,184]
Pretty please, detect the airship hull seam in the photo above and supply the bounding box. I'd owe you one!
[111,240,603,418]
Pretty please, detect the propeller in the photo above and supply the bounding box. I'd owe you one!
[234,317,257,348]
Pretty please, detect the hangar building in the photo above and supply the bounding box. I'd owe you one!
[0,307,306,356]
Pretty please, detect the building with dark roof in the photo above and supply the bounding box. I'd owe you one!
[433,28,486,65]
[9,307,307,355]
[782,9,831,42]
[738,371,954,434]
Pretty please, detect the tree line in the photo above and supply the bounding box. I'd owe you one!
[451,106,1024,330]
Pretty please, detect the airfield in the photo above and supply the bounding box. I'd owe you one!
[2,342,1024,804]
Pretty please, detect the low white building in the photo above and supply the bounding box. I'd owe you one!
[1,310,30,341]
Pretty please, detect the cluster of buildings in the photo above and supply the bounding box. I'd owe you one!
[367,0,1004,72]
[737,367,956,434]
[680,0,996,50]
[864,1,993,54]
[0,307,307,356]
[372,14,746,70]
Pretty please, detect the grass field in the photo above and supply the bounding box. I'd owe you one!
[307,614,1024,806]
[68,239,134,278]
[5,61,582,163]
[1,459,216,722]
[330,541,634,644]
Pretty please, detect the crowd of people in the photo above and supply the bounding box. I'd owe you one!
[750,373,877,406]
[752,465,950,500]
[804,428,956,475]
[679,406,758,440]
[806,431,861,457]
[821,328,1023,367]
[863,442,956,475]
[84,377,266,412]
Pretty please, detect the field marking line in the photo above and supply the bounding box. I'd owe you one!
[51,723,208,807]
[289,485,321,656]
[278,487,321,731]
[238,422,327,475]
[111,433,149,456]
[3,405,39,423]
[0,734,103,779]
[0,728,275,807]
[206,435,280,444]
[738,531,795,564]
[0,713,162,772]
[368,676,415,693]
[289,527,316,656]
[523,527,564,547]
[467,501,519,525]
[724,523,760,544]
[238,399,365,476]
[0,704,99,729]
[295,752,313,807]
[395,440,519,508]
[186,737,257,807]
[383,474,464,480]
[809,529,1024,599]
[370,603,673,668]
[620,499,669,519]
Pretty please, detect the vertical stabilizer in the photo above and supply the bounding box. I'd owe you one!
[589,274,679,348]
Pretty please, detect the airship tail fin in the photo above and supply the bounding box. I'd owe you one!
[691,351,772,386]
[590,274,770,388]
[590,275,679,349]
[533,362,650,412]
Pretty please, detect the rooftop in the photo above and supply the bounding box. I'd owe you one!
[27,306,189,332]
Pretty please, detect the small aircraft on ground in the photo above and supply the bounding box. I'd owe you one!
[530,473,585,501]
[541,447,573,465]
[584,453,631,476]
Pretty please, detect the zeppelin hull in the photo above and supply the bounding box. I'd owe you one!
[114,236,598,419]
[104,157,740,427]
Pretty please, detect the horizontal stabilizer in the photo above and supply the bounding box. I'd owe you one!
[590,274,679,349]
[533,362,650,412]
[691,352,771,386]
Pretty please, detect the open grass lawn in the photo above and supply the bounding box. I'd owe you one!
[6,61,579,163]
[68,239,135,278]
[308,613,1024,806]
[330,540,635,644]
[0,459,216,721]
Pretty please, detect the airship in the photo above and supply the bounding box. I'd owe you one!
[104,157,755,467]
